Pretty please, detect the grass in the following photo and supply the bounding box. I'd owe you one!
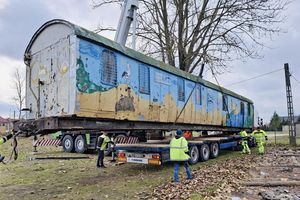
[0,137,172,199]
[1,136,295,200]
[266,133,300,146]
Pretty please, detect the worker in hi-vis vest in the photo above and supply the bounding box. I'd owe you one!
[239,130,251,154]
[251,127,268,155]
[96,131,114,168]
[0,132,13,163]
[170,130,193,182]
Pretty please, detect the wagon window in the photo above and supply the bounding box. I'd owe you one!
[240,102,245,114]
[248,103,251,116]
[195,85,201,105]
[177,78,185,101]
[139,64,150,94]
[101,49,117,86]
[222,94,228,111]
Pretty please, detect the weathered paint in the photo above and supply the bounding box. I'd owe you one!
[24,19,254,129]
[75,38,253,128]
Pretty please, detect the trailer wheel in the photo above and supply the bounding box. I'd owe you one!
[74,135,87,153]
[199,144,210,161]
[62,135,74,153]
[210,142,219,159]
[189,145,199,164]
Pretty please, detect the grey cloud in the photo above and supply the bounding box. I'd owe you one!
[0,0,56,60]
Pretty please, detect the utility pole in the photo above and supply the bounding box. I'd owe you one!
[284,63,296,146]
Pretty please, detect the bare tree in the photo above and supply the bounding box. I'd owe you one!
[92,0,290,75]
[12,68,25,119]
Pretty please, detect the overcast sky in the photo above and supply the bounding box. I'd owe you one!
[0,0,299,124]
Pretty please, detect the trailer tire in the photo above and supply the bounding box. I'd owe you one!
[210,142,219,159]
[199,144,210,162]
[189,145,199,165]
[74,135,87,153]
[62,135,74,153]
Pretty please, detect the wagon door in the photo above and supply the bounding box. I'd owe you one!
[155,72,171,122]
[39,46,59,117]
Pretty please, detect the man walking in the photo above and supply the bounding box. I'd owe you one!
[170,129,193,182]
[251,127,267,155]
[96,131,114,168]
[239,130,251,154]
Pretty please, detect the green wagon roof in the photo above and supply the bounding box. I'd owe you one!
[25,19,253,103]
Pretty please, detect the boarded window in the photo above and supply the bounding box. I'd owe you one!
[101,49,117,86]
[222,94,228,111]
[248,103,251,116]
[240,102,245,114]
[139,64,150,94]
[177,78,185,101]
[195,85,202,105]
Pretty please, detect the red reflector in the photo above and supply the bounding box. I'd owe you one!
[152,155,160,160]
[118,152,126,158]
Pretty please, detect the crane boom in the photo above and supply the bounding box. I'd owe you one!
[114,0,139,49]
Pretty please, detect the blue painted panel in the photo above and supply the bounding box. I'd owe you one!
[77,38,251,128]
[79,40,101,85]
[220,141,237,150]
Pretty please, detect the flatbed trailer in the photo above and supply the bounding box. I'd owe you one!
[115,135,243,165]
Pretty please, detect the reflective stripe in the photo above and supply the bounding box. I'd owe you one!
[170,137,190,161]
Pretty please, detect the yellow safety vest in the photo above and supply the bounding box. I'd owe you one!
[0,138,4,145]
[239,131,248,137]
[170,137,190,161]
[98,135,111,151]
[251,130,266,143]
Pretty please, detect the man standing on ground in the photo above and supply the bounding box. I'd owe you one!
[239,130,251,154]
[251,127,267,155]
[170,129,193,182]
[96,131,114,168]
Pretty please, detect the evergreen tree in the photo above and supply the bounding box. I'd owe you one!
[270,111,281,131]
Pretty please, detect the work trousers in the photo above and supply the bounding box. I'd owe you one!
[97,150,105,167]
[257,141,265,154]
[173,161,192,182]
[241,140,251,154]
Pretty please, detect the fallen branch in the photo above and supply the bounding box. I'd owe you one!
[243,181,300,187]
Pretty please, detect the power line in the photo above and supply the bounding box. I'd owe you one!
[291,74,300,85]
[225,68,284,87]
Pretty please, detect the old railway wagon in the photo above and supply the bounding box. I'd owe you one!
[17,19,254,139]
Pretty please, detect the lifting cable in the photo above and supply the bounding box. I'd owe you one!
[225,68,284,87]
[174,64,204,124]
[291,74,300,85]
[0,131,20,164]
[174,66,285,126]
[9,135,18,161]
[174,63,233,127]
[210,67,232,127]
